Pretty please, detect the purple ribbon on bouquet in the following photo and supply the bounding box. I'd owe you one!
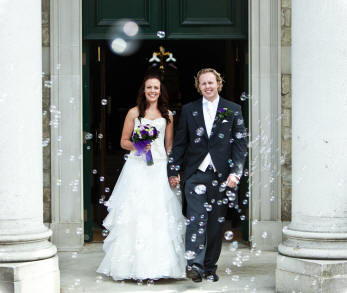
[133,139,154,166]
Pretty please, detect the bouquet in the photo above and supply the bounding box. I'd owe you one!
[131,124,159,166]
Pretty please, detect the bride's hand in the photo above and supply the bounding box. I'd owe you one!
[145,144,151,152]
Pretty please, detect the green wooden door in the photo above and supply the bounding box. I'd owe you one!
[83,0,247,40]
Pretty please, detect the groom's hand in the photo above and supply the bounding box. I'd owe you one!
[169,175,180,188]
[226,174,239,188]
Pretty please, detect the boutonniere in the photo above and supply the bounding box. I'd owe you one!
[216,107,233,121]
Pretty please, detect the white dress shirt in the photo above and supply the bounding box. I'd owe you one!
[198,96,220,172]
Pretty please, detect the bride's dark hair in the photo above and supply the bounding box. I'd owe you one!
[136,74,171,124]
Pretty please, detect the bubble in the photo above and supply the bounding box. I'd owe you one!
[219,182,227,192]
[98,133,103,139]
[196,127,205,136]
[44,80,53,88]
[227,192,236,201]
[218,173,223,178]
[168,157,174,163]
[280,155,285,165]
[218,217,225,223]
[242,199,248,205]
[185,219,191,226]
[228,202,235,208]
[194,184,206,195]
[210,198,215,204]
[212,180,218,187]
[217,200,222,206]
[101,99,108,106]
[261,232,268,239]
[76,227,83,235]
[184,250,196,260]
[237,119,244,125]
[225,267,232,275]
[124,154,129,160]
[56,179,62,186]
[198,221,205,227]
[240,92,248,101]
[42,138,50,147]
[85,132,93,140]
[229,241,238,251]
[252,219,259,225]
[156,30,166,38]
[229,138,235,144]
[235,132,243,139]
[206,204,213,212]
[198,228,204,234]
[231,275,240,281]
[147,279,154,286]
[123,21,139,36]
[137,280,143,286]
[255,250,262,256]
[102,229,109,237]
[92,169,97,174]
[71,252,78,259]
[192,111,198,117]
[175,165,180,171]
[224,230,234,240]
[240,215,246,221]
[222,198,228,204]
[194,137,201,143]
[105,187,110,193]
[86,146,91,150]
[243,169,249,176]
[190,215,195,222]
[270,195,276,202]
[199,244,205,250]
[99,197,105,204]
[111,38,127,54]
[99,176,105,182]
[218,133,225,139]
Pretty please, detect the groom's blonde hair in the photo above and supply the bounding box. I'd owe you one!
[194,68,224,94]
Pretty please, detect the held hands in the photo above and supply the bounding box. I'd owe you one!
[169,174,180,188]
[226,174,239,188]
[145,144,151,152]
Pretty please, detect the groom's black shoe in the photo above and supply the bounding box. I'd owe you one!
[186,265,203,283]
[203,272,219,282]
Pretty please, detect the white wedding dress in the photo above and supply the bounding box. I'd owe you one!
[97,117,186,281]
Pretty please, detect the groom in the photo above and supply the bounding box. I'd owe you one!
[168,68,247,282]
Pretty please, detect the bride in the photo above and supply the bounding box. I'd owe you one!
[96,74,186,281]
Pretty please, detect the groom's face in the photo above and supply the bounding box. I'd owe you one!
[198,72,220,101]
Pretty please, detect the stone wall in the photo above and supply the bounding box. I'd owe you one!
[42,0,51,223]
[281,0,292,221]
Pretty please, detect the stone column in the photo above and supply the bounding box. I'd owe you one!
[0,1,59,292]
[276,0,347,292]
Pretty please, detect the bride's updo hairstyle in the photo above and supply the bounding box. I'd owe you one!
[136,74,171,124]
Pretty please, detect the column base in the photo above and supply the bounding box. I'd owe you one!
[0,255,60,293]
[276,254,347,293]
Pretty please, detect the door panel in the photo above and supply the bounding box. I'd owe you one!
[83,0,247,40]
[166,0,247,39]
[83,0,163,39]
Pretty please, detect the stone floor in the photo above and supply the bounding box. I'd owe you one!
[59,242,277,293]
